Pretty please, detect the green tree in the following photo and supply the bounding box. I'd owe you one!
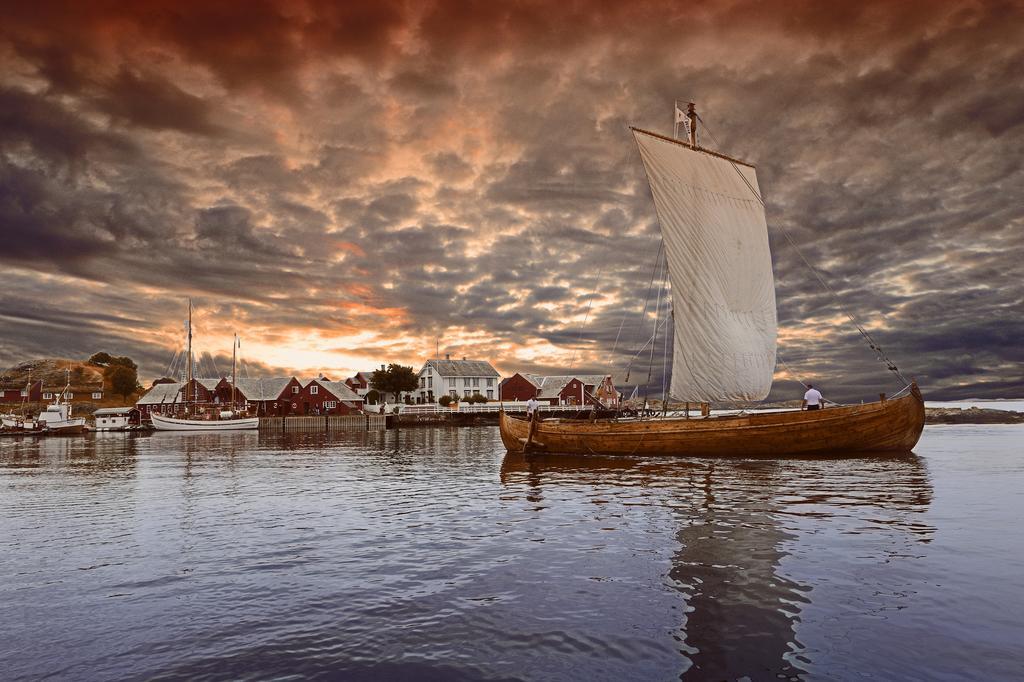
[438,395,454,407]
[364,389,380,405]
[110,356,138,370]
[370,363,419,403]
[109,365,138,402]
[152,377,176,386]
[89,352,112,366]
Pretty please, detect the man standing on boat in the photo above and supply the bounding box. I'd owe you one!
[526,396,540,419]
[803,384,824,411]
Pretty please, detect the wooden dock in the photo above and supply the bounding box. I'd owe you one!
[258,415,389,432]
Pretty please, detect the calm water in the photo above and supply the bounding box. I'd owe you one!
[1,425,1022,681]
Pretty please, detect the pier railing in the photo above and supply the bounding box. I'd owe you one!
[388,402,563,415]
[258,414,388,432]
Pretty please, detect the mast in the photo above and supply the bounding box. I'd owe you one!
[186,298,193,413]
[231,333,237,411]
[686,102,697,147]
[22,369,31,416]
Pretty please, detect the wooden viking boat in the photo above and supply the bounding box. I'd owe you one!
[500,384,923,457]
[499,103,925,457]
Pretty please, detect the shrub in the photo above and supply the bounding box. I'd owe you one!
[438,395,454,407]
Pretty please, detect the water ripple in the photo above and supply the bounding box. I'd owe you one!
[1,426,1023,680]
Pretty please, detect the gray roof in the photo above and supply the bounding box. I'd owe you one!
[422,359,500,378]
[196,377,221,390]
[231,377,294,401]
[523,374,611,399]
[137,382,182,405]
[315,380,363,402]
[94,407,139,415]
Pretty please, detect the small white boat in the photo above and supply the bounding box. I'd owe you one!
[1,414,44,435]
[151,413,259,431]
[37,403,87,434]
[37,372,87,434]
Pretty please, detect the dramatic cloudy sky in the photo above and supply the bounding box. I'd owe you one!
[1,0,1022,400]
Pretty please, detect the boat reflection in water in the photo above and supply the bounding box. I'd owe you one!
[500,451,933,679]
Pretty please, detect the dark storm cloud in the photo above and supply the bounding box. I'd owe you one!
[0,86,137,167]
[1,1,1021,399]
[95,68,223,136]
[426,152,474,182]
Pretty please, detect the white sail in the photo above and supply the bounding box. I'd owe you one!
[632,128,777,402]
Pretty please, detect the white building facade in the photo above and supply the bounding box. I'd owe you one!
[417,357,501,403]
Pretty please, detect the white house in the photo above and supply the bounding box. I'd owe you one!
[417,356,501,403]
[93,407,140,431]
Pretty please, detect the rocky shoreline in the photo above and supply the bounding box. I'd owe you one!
[925,407,1024,424]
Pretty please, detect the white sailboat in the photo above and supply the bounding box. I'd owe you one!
[1,372,43,434]
[152,302,258,432]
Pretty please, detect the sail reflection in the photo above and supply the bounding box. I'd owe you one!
[500,452,933,679]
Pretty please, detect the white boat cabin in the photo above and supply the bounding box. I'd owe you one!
[37,402,73,425]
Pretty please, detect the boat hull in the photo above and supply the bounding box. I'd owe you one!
[151,414,259,431]
[43,419,88,435]
[499,388,924,457]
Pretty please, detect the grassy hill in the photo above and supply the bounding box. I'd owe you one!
[1,358,105,389]
[1,357,141,411]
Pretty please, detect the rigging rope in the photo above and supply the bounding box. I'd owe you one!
[623,241,666,384]
[696,114,910,388]
[607,237,663,373]
[644,251,668,402]
[567,281,599,371]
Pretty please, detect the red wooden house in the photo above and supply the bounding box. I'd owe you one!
[293,378,364,415]
[344,372,373,397]
[0,379,42,403]
[213,377,303,415]
[500,373,617,407]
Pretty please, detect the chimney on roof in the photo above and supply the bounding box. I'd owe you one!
[445,354,450,360]
[462,356,466,361]
[380,364,385,371]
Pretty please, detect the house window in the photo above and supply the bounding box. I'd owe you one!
[67,392,74,399]
[447,378,456,387]
[20,390,27,397]
[472,377,479,387]
[292,386,299,394]
[43,393,52,400]
[450,390,457,398]
[463,389,471,397]
[473,389,480,395]
[92,392,102,399]
[420,377,425,388]
[427,377,432,388]
[486,378,494,387]
[310,385,319,395]
[487,390,493,399]
[463,378,470,387]
[324,400,337,409]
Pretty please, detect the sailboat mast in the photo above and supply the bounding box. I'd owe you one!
[231,333,237,411]
[186,298,193,411]
[686,102,697,147]
[22,370,31,416]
